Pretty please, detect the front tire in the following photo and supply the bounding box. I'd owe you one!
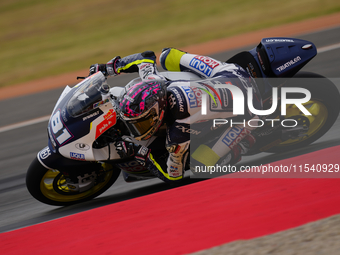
[26,157,121,206]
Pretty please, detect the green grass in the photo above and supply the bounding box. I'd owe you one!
[1,0,340,87]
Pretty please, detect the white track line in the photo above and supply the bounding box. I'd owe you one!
[318,43,340,53]
[0,115,50,133]
[318,42,340,53]
[0,43,339,134]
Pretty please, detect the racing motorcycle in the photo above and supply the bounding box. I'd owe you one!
[26,37,340,206]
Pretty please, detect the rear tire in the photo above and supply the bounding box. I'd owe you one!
[266,72,340,153]
[26,157,121,206]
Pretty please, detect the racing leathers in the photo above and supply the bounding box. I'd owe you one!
[94,49,261,183]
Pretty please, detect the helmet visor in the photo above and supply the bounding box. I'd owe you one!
[125,103,159,137]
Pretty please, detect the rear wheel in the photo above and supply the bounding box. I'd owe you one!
[267,72,340,153]
[26,158,121,206]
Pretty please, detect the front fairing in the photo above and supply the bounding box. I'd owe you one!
[47,72,118,161]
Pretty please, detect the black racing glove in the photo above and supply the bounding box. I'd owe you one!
[89,64,107,76]
[106,56,121,76]
[89,56,121,76]
[115,141,150,166]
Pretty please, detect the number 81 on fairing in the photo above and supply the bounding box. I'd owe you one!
[50,110,72,145]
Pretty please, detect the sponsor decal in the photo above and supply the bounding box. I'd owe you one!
[83,111,100,121]
[192,87,203,107]
[75,143,90,151]
[168,94,176,109]
[222,127,251,149]
[39,147,51,160]
[138,146,149,156]
[95,109,117,139]
[222,126,242,146]
[70,152,85,161]
[229,128,251,149]
[169,165,178,172]
[220,87,229,108]
[124,94,134,102]
[257,129,274,137]
[182,86,196,107]
[246,62,258,78]
[169,88,185,112]
[140,64,154,79]
[61,109,68,122]
[169,165,180,177]
[103,109,115,120]
[182,86,203,108]
[257,51,266,71]
[276,56,301,72]
[189,56,220,76]
[176,125,201,136]
[93,98,109,108]
[265,39,294,43]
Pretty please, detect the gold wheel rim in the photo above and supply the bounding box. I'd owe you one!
[40,168,113,203]
[279,100,328,146]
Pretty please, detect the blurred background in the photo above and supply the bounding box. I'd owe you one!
[1,1,340,248]
[1,0,340,88]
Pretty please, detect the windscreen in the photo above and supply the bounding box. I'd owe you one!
[67,72,110,117]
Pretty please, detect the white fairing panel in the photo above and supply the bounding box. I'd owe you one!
[58,102,119,161]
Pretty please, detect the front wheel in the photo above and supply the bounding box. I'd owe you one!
[266,72,340,153]
[26,157,121,206]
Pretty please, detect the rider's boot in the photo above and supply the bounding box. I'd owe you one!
[191,124,256,170]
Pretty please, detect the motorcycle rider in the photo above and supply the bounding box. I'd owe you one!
[89,49,261,183]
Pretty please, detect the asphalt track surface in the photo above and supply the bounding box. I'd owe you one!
[0,27,340,233]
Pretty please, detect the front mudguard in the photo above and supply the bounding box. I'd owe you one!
[38,146,96,171]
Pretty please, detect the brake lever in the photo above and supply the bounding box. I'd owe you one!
[77,70,109,80]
